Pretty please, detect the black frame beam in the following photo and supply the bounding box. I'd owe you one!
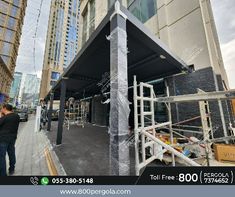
[56,79,67,145]
[47,92,54,131]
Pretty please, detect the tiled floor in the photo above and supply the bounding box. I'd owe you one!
[47,122,136,176]
[7,115,50,176]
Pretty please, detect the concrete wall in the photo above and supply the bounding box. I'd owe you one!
[158,0,211,69]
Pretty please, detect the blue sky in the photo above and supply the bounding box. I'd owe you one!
[15,0,235,88]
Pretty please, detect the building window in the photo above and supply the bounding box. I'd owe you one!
[108,0,116,10]
[50,81,56,87]
[1,42,12,56]
[0,1,9,15]
[82,7,88,46]
[4,29,15,42]
[0,55,10,66]
[0,13,6,26]
[0,27,3,39]
[11,6,19,18]
[13,0,21,7]
[89,0,95,36]
[127,0,156,23]
[7,17,17,30]
[51,72,60,80]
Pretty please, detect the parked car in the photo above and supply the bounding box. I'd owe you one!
[17,109,28,122]
[51,109,59,121]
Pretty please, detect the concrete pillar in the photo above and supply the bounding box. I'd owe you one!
[47,92,54,131]
[109,2,130,175]
[56,79,66,145]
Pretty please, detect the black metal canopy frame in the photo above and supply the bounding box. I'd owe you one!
[46,2,190,176]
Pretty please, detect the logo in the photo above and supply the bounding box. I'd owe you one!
[41,177,49,185]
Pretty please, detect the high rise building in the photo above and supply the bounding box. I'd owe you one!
[0,0,27,97]
[9,71,22,104]
[79,0,229,88]
[40,0,80,98]
[19,73,40,107]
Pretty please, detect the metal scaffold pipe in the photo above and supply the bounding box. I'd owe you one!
[141,131,201,166]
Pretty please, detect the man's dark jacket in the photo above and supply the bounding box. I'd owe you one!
[0,113,20,143]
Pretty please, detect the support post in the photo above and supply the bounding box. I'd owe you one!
[165,81,175,166]
[56,79,66,145]
[47,92,54,131]
[133,76,140,175]
[109,1,130,175]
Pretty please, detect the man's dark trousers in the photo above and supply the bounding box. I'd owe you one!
[0,140,16,176]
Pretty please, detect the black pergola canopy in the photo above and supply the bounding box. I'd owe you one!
[47,5,189,100]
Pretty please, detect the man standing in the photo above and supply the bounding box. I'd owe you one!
[0,104,20,176]
[40,99,47,131]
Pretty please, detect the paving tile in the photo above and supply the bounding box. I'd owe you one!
[13,115,50,176]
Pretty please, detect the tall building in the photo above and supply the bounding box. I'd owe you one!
[19,73,40,107]
[0,0,27,97]
[40,0,80,98]
[79,0,228,88]
[9,71,22,104]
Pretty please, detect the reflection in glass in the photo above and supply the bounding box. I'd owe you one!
[82,8,88,46]
[89,0,95,36]
[1,42,12,56]
[7,17,17,29]
[11,6,19,18]
[0,55,10,66]
[51,72,60,80]
[0,13,6,26]
[108,0,116,10]
[0,1,9,14]
[13,0,21,7]
[127,0,156,23]
[4,29,15,42]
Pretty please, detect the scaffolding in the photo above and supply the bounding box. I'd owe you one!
[64,98,88,130]
[134,77,200,175]
[133,76,235,175]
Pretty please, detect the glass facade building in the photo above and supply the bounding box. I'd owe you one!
[48,0,80,69]
[0,0,27,95]
[9,71,22,102]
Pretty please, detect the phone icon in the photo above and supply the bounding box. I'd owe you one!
[41,177,49,185]
[30,177,39,185]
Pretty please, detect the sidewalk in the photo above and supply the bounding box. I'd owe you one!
[8,115,50,175]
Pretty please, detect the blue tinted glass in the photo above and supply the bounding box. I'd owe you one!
[11,6,19,18]
[4,29,15,42]
[7,17,16,29]
[51,72,60,80]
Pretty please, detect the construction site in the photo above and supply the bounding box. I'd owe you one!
[40,1,235,176]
